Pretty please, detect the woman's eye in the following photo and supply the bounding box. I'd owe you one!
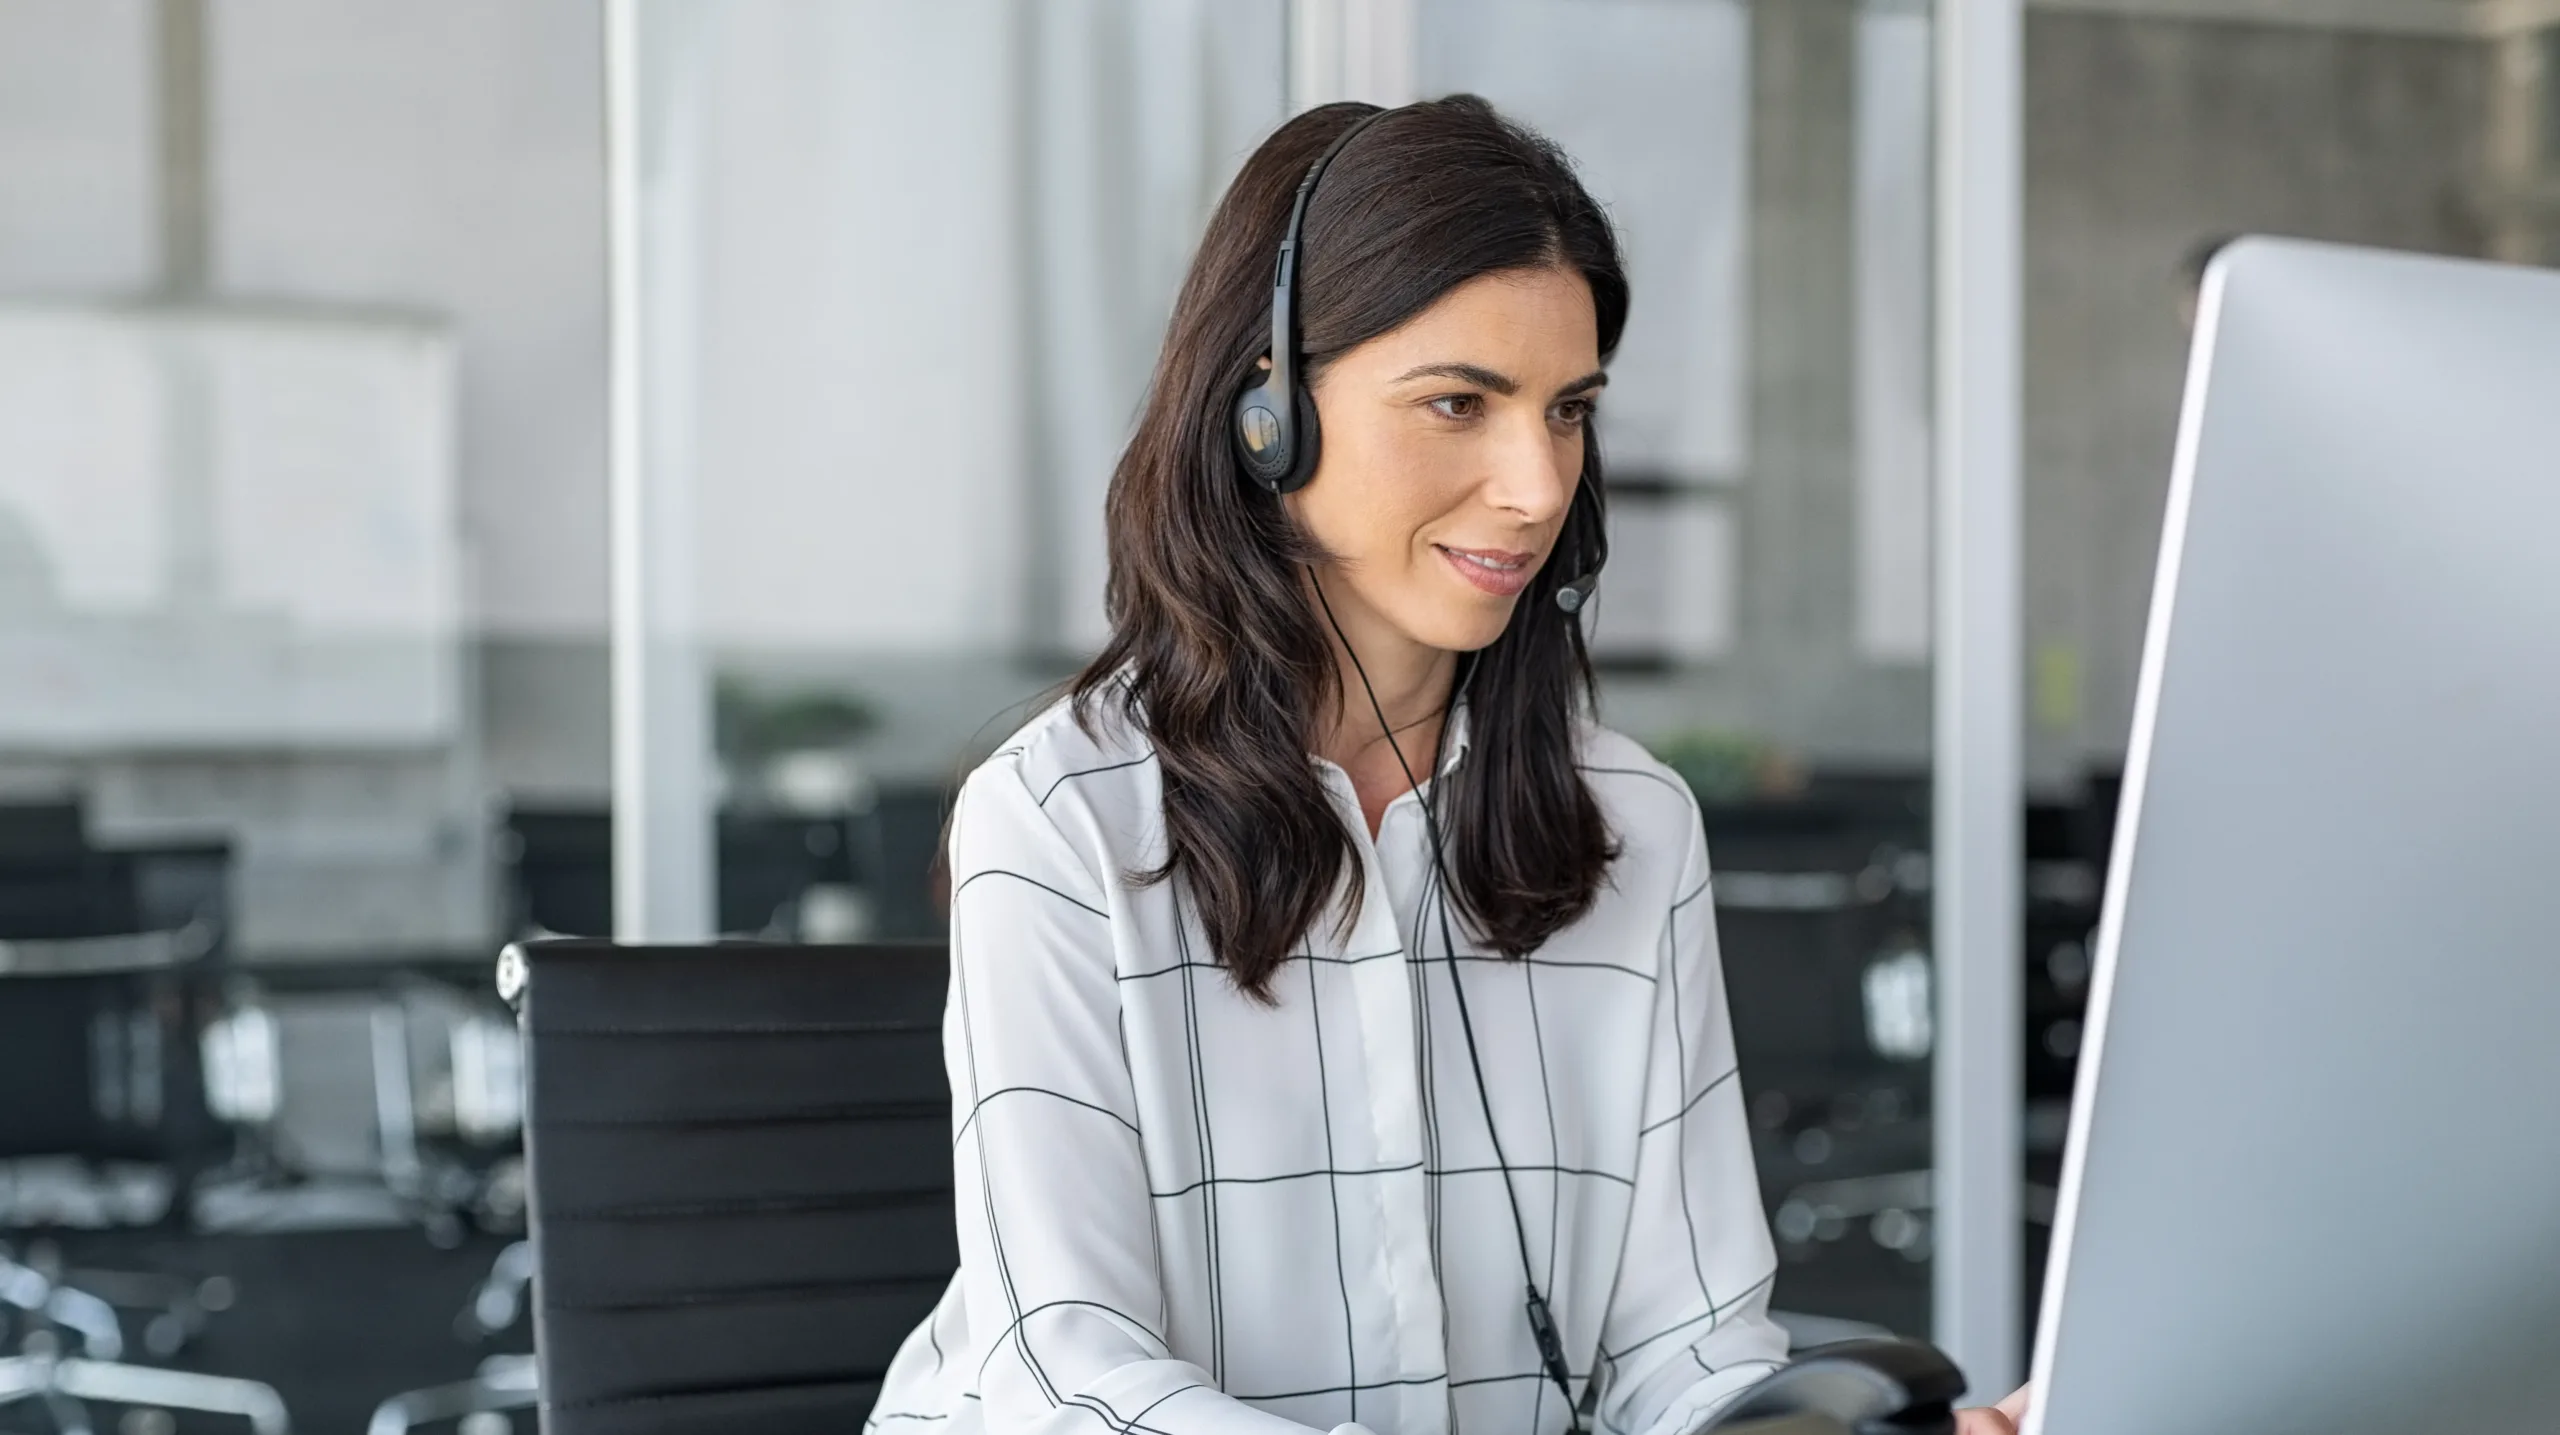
[1552,398,1595,427]
[1429,394,1483,420]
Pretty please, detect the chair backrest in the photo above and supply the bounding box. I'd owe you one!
[0,960,223,1176]
[506,939,955,1435]
[0,816,229,1177]
[0,799,86,856]
[502,809,616,939]
[502,809,864,940]
[1701,795,1927,1106]
[0,801,120,939]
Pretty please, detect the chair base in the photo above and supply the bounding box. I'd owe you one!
[367,1354,537,1435]
[0,1353,291,1434]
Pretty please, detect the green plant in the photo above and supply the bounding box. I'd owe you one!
[713,678,880,759]
[1649,728,1787,804]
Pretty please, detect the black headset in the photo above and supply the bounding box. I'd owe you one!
[1268,107,1598,1435]
[1232,105,1608,620]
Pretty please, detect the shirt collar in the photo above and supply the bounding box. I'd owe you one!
[1323,687,1472,779]
[1113,659,1473,785]
[1436,691,1473,778]
[1314,690,1470,816]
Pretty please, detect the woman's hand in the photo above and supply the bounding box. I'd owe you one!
[1953,1383,2032,1434]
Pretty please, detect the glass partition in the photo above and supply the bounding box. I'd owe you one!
[625,0,1947,1341]
[2018,0,2513,1355]
[0,0,602,1426]
[621,0,1290,946]
[1421,0,1942,1337]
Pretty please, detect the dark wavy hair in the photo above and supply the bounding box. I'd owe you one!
[1071,95,1629,1001]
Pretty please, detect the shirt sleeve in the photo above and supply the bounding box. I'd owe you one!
[945,759,1359,1435]
[1591,799,1790,1435]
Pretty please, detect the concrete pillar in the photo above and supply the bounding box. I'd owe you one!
[1740,0,1867,738]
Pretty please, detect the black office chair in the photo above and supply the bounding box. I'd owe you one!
[499,808,866,941]
[1700,791,1935,1296]
[863,783,956,941]
[504,939,954,1435]
[1,818,288,1433]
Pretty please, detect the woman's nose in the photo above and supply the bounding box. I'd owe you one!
[1481,416,1574,523]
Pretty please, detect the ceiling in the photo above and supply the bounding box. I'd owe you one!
[2027,0,2558,39]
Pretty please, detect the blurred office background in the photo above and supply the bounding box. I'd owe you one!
[0,0,2548,1429]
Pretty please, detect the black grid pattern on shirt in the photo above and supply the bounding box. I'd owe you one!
[924,755,1776,1435]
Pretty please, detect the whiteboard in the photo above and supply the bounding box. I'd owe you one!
[0,303,462,749]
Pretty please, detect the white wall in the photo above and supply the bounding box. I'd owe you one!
[683,0,1287,657]
[1853,1,1934,663]
[211,0,608,637]
[1420,0,1753,488]
[0,0,156,293]
[687,2,1027,654]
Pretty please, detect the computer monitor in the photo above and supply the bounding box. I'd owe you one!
[2027,238,2560,1435]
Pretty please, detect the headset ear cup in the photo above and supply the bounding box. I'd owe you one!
[1233,381,1294,492]
[1277,383,1324,493]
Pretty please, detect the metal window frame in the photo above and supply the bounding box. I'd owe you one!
[605,0,714,942]
[1932,0,2025,1396]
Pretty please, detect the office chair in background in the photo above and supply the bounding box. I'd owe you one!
[1705,783,1940,1314]
[190,960,534,1435]
[0,803,290,1434]
[1708,774,2116,1328]
[498,807,872,944]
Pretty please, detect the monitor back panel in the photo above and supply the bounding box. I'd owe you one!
[2030,239,2560,1435]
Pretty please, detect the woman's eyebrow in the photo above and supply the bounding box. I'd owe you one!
[1387,362,1612,398]
[1390,361,1518,393]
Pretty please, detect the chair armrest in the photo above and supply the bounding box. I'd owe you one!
[1695,1337,1966,1435]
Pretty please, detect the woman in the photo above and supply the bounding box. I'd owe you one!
[871,97,2028,1435]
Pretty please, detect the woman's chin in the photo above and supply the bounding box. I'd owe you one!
[1395,603,1520,656]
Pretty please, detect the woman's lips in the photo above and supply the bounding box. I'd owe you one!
[1436,544,1536,598]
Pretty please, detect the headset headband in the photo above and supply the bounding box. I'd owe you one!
[1267,108,1391,413]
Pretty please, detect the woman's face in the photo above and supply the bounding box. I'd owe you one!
[1288,265,1604,660]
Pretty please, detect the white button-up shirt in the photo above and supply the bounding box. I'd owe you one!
[870,689,1785,1435]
